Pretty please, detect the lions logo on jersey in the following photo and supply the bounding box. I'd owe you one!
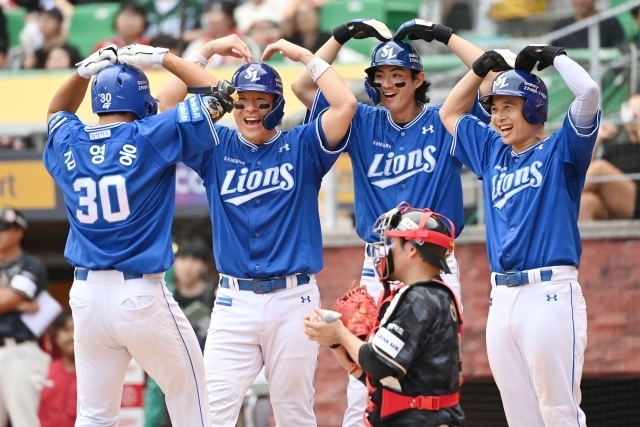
[220,163,295,206]
[491,161,543,209]
[367,146,438,189]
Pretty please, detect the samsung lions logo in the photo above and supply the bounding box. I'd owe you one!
[380,46,396,59]
[244,68,260,82]
[491,161,543,209]
[367,147,437,189]
[220,164,295,205]
[494,74,509,90]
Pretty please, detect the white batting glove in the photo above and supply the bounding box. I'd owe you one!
[76,44,118,79]
[117,44,169,67]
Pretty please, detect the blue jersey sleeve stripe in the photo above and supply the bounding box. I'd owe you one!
[47,113,67,136]
[450,114,470,156]
[315,111,350,154]
[303,89,323,125]
[199,96,220,146]
[566,103,601,138]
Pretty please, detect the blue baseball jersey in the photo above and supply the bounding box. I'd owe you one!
[305,90,490,242]
[43,95,217,274]
[451,108,601,273]
[183,112,345,278]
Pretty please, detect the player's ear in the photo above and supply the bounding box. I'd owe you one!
[412,71,424,88]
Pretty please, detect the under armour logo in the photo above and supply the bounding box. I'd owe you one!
[546,294,557,301]
[537,143,544,150]
[244,68,260,82]
[422,125,434,134]
[301,296,311,303]
[279,144,290,153]
[380,46,396,59]
[494,74,508,89]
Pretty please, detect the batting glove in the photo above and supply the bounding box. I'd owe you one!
[515,44,566,72]
[333,18,392,45]
[394,19,454,45]
[117,44,169,67]
[76,44,117,79]
[472,49,516,78]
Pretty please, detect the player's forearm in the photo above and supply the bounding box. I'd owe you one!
[291,38,342,109]
[156,54,218,112]
[440,69,483,135]
[447,34,498,96]
[338,327,366,365]
[0,289,26,314]
[47,72,90,120]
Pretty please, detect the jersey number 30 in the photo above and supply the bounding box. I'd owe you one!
[73,175,130,224]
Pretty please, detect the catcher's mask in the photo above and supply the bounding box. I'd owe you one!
[371,202,455,280]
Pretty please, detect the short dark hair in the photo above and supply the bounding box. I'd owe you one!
[175,238,211,262]
[52,309,73,332]
[116,3,148,31]
[149,34,179,51]
[411,69,431,105]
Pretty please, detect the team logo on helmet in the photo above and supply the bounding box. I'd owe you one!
[380,46,396,59]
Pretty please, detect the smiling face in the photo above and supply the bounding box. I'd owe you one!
[234,91,278,144]
[491,95,545,149]
[372,65,423,115]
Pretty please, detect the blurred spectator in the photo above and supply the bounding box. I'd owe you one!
[38,310,77,427]
[23,7,80,69]
[245,19,280,52]
[580,94,640,221]
[0,135,29,150]
[143,238,216,427]
[281,0,330,53]
[93,3,150,52]
[551,0,624,48]
[44,44,81,69]
[183,1,261,67]
[143,0,203,44]
[0,37,7,70]
[149,34,180,56]
[234,0,288,34]
[0,206,51,426]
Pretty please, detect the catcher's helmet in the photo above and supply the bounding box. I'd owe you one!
[480,69,548,124]
[372,203,455,279]
[364,40,423,105]
[232,63,285,130]
[92,64,157,120]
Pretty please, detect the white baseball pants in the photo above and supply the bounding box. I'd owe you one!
[486,266,587,427]
[342,250,461,427]
[70,270,209,427]
[204,276,320,427]
[0,340,50,427]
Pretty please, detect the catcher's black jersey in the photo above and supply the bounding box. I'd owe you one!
[363,280,464,427]
[0,253,49,341]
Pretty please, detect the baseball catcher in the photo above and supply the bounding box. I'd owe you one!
[305,203,464,427]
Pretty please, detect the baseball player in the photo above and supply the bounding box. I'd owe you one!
[0,207,51,427]
[155,38,357,426]
[290,18,496,426]
[439,45,599,426]
[304,204,463,427]
[43,37,249,426]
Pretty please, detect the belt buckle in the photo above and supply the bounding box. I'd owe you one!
[253,279,271,294]
[504,270,519,287]
[411,396,440,411]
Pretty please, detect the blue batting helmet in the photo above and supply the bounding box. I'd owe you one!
[479,69,549,124]
[91,64,157,120]
[232,63,285,130]
[364,40,423,104]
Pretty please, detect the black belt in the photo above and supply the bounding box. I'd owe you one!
[74,268,144,281]
[220,274,310,294]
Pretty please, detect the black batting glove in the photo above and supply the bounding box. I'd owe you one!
[214,80,238,114]
[393,19,454,45]
[333,18,392,45]
[472,49,516,78]
[515,44,566,72]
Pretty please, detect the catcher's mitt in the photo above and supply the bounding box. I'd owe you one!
[335,282,378,339]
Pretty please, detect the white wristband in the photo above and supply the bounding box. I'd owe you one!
[77,64,91,79]
[185,51,208,69]
[151,48,169,65]
[306,57,331,82]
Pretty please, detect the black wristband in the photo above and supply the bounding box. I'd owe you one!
[329,343,341,349]
[472,56,490,78]
[333,24,352,45]
[433,24,454,45]
[542,45,566,65]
